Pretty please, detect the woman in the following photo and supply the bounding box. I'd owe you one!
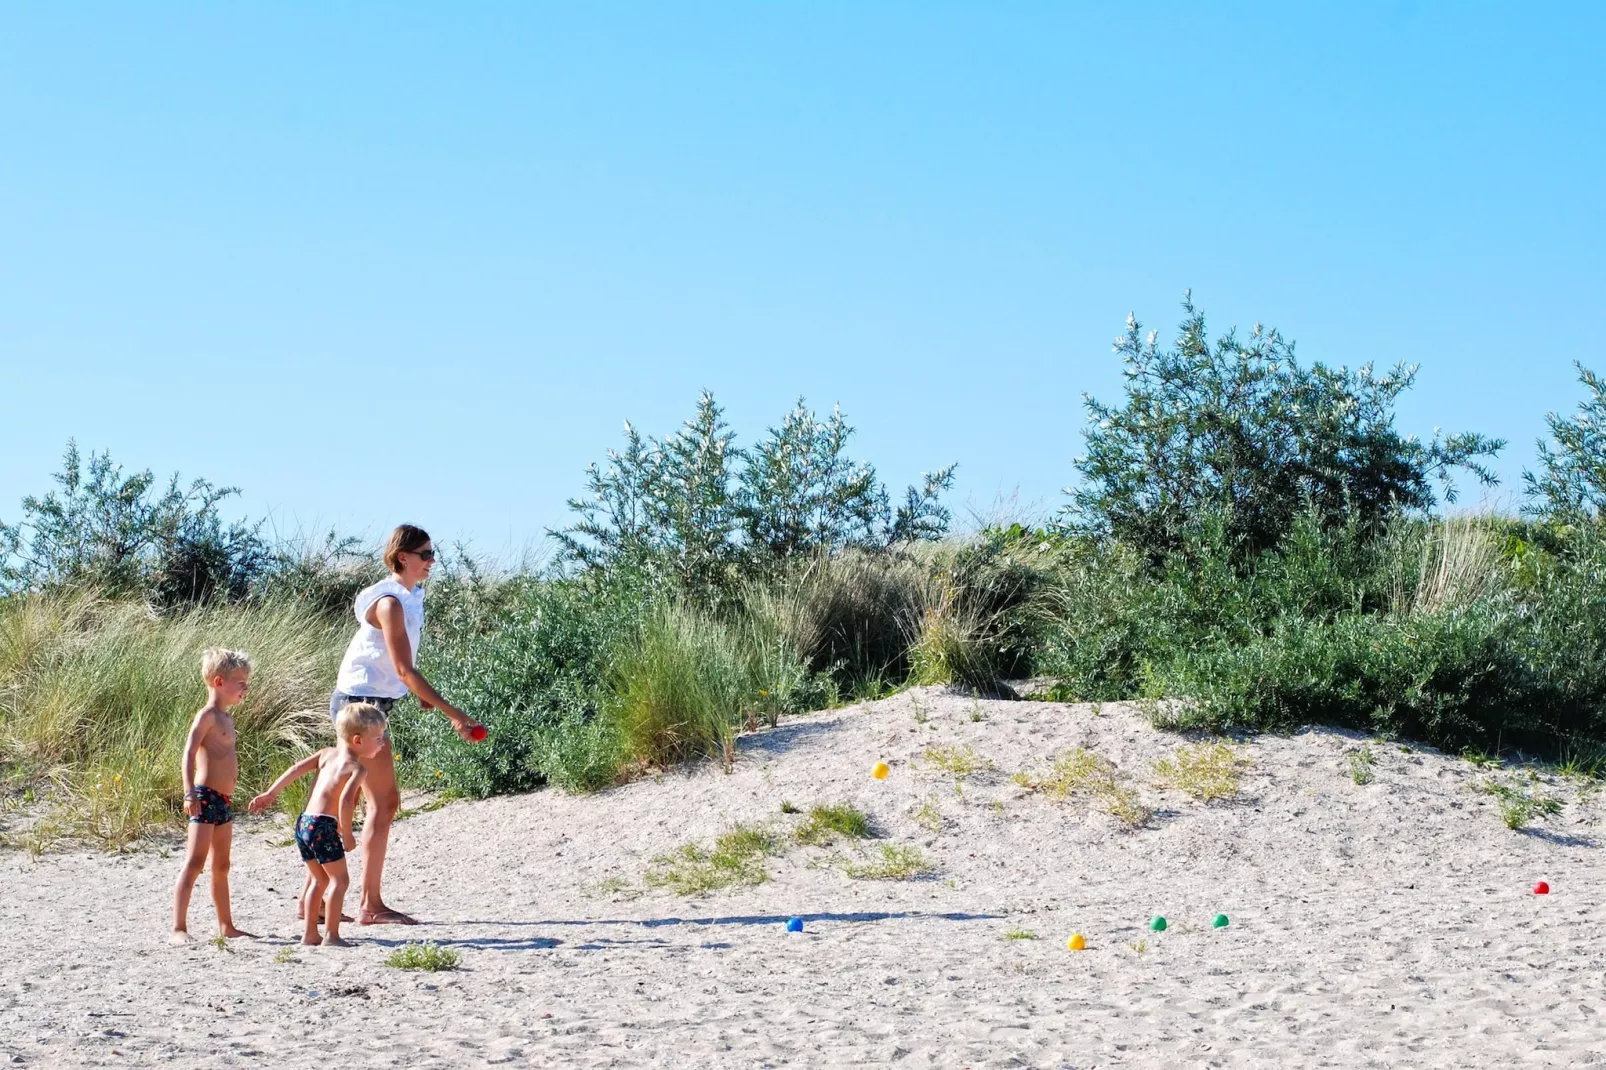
[331,523,481,925]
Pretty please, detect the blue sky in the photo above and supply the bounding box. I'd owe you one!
[2,3,1602,554]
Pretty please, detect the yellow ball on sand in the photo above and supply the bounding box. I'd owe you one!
[872,762,890,780]
[1067,933,1086,951]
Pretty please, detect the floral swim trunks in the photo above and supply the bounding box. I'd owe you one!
[295,814,345,865]
[187,785,232,825]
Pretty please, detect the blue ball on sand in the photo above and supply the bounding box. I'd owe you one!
[786,917,804,933]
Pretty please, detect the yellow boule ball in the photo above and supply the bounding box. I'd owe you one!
[1067,933,1087,951]
[872,762,890,780]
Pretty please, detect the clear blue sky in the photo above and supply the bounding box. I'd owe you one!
[2,3,1602,555]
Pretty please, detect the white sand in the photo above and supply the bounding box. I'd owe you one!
[4,689,1605,1068]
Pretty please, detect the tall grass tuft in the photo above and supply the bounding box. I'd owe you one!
[747,552,926,695]
[0,591,342,847]
[906,569,1008,691]
[605,601,753,771]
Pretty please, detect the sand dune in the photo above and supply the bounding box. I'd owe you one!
[3,689,1604,1068]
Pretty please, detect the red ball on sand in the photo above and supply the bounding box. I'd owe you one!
[469,724,488,742]
[1534,880,1550,895]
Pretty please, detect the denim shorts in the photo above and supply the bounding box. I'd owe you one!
[329,691,400,723]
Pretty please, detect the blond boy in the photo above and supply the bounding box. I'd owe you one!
[171,648,255,944]
[249,702,388,947]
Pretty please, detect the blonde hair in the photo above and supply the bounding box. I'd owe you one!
[201,648,252,682]
[383,524,432,573]
[335,701,389,743]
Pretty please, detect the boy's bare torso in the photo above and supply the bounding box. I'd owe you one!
[306,749,364,815]
[194,706,240,794]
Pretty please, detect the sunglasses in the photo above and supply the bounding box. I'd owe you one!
[411,548,437,562]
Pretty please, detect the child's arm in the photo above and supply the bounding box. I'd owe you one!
[180,710,214,818]
[247,751,325,814]
[337,764,367,849]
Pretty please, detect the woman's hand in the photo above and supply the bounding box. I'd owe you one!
[447,710,483,743]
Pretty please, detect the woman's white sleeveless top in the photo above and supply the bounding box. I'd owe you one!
[334,579,425,699]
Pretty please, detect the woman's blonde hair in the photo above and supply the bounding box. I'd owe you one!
[383,524,432,573]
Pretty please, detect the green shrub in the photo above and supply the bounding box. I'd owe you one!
[1525,363,1606,522]
[1064,295,1502,561]
[392,568,645,798]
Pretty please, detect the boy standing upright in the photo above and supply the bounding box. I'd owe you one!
[170,648,256,944]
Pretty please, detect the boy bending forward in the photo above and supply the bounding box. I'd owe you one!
[250,702,387,946]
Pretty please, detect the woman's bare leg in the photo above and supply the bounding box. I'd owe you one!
[356,741,413,923]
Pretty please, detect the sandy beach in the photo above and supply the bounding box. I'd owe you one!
[3,688,1605,1068]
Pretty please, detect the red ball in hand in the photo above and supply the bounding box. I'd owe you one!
[468,723,488,743]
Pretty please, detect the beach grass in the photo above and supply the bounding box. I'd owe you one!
[0,591,341,848]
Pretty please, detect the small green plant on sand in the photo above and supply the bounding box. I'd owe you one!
[385,941,461,972]
[1347,746,1377,786]
[1127,938,1147,954]
[1016,748,1153,829]
[844,843,933,880]
[273,946,296,965]
[645,822,782,895]
[1003,927,1038,941]
[1478,780,1564,830]
[586,875,640,900]
[922,744,992,780]
[794,804,873,846]
[209,934,232,953]
[1462,748,1501,770]
[779,800,801,814]
[1151,742,1249,803]
[910,797,943,834]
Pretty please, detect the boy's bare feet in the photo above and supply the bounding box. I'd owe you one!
[320,935,355,948]
[358,906,418,926]
[301,934,323,946]
[219,926,256,939]
[169,930,193,945]
[295,906,354,923]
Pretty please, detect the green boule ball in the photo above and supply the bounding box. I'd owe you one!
[1213,914,1229,929]
[1150,916,1167,932]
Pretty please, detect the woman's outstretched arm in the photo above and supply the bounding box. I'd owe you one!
[373,596,480,741]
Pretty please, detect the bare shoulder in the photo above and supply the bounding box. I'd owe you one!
[190,706,219,731]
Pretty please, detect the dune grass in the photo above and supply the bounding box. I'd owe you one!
[1150,742,1249,803]
[793,802,873,846]
[384,941,461,971]
[842,843,933,880]
[0,591,342,848]
[606,601,754,773]
[1014,747,1153,830]
[644,821,784,895]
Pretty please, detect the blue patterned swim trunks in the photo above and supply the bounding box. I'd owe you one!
[295,814,345,864]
